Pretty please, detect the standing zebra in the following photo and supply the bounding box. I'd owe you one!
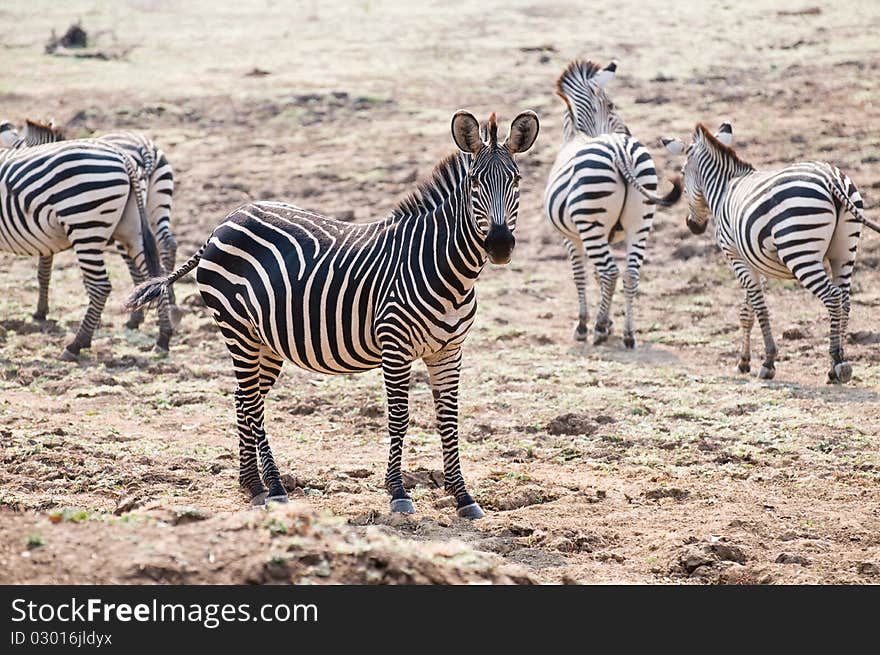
[0,119,179,329]
[544,60,681,347]
[663,122,875,383]
[0,137,172,359]
[126,110,540,516]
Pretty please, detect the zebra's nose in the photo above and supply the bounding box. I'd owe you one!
[686,214,707,235]
[484,223,515,265]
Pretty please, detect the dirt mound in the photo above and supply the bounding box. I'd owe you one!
[0,504,535,585]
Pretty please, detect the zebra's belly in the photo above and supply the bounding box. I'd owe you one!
[0,219,70,257]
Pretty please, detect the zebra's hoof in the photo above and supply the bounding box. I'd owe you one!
[456,502,485,520]
[152,344,169,358]
[593,331,608,345]
[266,494,289,505]
[124,317,142,330]
[169,306,185,330]
[738,361,751,374]
[758,365,776,380]
[574,325,588,342]
[32,311,47,322]
[390,498,416,514]
[830,362,852,384]
[251,491,269,506]
[623,335,635,349]
[59,348,78,362]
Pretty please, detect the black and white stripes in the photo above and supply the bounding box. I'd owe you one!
[664,122,867,383]
[544,60,680,347]
[126,110,540,517]
[0,138,172,358]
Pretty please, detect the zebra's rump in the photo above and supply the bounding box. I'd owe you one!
[724,164,851,277]
[196,202,389,374]
[545,133,657,241]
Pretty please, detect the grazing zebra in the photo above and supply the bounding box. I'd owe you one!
[0,137,172,359]
[663,122,875,383]
[126,110,540,516]
[0,119,179,329]
[544,60,681,347]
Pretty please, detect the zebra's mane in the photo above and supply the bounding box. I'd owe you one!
[695,123,754,171]
[24,119,64,145]
[555,59,604,113]
[391,151,468,218]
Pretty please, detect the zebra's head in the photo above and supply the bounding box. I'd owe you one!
[451,109,540,265]
[556,60,629,139]
[662,122,734,235]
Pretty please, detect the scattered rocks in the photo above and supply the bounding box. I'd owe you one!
[546,413,597,436]
[849,331,880,345]
[644,487,690,501]
[401,468,444,490]
[680,546,714,574]
[782,326,808,340]
[709,542,746,564]
[775,553,810,566]
[857,562,879,577]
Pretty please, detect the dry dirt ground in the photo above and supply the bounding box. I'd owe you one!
[1,0,879,584]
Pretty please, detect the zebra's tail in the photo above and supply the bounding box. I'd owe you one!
[120,151,164,279]
[614,154,682,207]
[125,242,207,311]
[827,174,880,233]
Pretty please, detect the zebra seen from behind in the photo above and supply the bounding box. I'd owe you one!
[544,60,681,347]
[0,119,179,330]
[663,122,875,383]
[126,109,540,517]
[0,134,172,359]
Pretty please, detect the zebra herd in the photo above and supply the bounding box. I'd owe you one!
[1,59,875,517]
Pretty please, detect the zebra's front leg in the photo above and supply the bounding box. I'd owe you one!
[61,251,112,361]
[563,238,589,341]
[33,255,53,321]
[382,352,415,514]
[734,265,777,379]
[424,348,483,519]
[738,294,755,373]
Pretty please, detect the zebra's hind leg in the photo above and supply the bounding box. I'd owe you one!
[592,260,619,345]
[61,249,112,361]
[33,255,53,321]
[738,293,755,373]
[425,348,484,519]
[820,282,850,384]
[563,238,589,341]
[121,252,146,330]
[381,352,415,514]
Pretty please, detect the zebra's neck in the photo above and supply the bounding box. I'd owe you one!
[388,153,487,301]
[697,149,754,217]
[561,111,628,142]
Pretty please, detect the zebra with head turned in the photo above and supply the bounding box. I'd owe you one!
[544,60,681,347]
[126,109,540,517]
[0,119,179,330]
[0,134,172,359]
[663,122,875,383]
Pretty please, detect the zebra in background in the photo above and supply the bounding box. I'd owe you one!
[0,137,172,359]
[663,122,876,383]
[127,109,540,516]
[544,60,681,347]
[0,119,179,329]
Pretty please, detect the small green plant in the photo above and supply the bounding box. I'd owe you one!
[26,533,44,549]
[266,517,288,536]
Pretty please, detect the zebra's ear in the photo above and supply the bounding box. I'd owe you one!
[715,122,733,146]
[505,110,540,154]
[662,137,686,155]
[451,110,483,155]
[592,60,618,88]
[0,123,19,148]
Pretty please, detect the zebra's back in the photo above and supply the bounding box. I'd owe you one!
[196,201,390,374]
[721,162,860,279]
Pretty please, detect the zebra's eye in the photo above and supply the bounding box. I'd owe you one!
[470,174,480,188]
[512,174,521,187]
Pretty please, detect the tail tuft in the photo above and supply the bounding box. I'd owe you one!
[125,278,166,311]
[657,176,682,207]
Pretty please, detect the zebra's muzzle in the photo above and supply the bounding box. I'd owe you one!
[686,215,708,235]
[484,223,515,265]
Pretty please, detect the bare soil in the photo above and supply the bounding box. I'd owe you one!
[1,0,879,584]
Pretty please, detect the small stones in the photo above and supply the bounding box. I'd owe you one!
[857,562,879,577]
[644,487,690,502]
[775,553,810,566]
[782,326,808,340]
[546,413,597,436]
[680,546,714,574]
